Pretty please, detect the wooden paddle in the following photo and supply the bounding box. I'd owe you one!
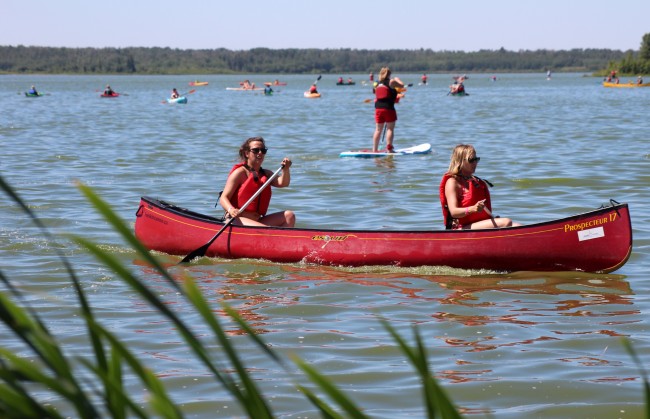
[179,164,286,264]
[483,207,499,228]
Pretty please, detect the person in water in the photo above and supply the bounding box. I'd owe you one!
[264,83,273,95]
[171,88,180,99]
[372,66,404,153]
[104,85,115,95]
[219,137,295,227]
[440,144,521,230]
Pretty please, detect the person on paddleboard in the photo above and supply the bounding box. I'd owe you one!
[440,144,521,230]
[219,137,295,227]
[372,67,404,153]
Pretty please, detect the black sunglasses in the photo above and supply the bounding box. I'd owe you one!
[249,147,268,154]
[468,156,481,163]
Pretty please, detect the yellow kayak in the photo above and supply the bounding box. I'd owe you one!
[603,81,650,88]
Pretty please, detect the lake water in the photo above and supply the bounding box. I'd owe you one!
[1,72,649,418]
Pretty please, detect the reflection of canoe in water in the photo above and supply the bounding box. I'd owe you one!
[603,81,650,88]
[226,87,263,91]
[134,197,632,273]
[167,96,188,104]
[304,91,321,98]
[189,81,209,86]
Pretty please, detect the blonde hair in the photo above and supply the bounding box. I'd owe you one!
[447,144,476,175]
[378,67,391,84]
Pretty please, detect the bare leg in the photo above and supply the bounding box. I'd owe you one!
[372,123,385,152]
[385,122,396,151]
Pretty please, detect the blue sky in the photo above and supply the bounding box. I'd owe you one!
[4,0,648,52]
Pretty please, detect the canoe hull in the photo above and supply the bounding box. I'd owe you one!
[304,92,321,98]
[603,82,650,88]
[134,197,632,273]
[189,81,208,86]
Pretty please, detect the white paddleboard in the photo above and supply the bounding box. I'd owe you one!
[339,143,432,158]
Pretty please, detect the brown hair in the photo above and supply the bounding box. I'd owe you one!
[238,137,266,161]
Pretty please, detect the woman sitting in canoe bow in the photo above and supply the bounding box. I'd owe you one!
[219,137,295,227]
[440,144,521,229]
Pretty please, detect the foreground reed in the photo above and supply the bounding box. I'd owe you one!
[0,176,463,418]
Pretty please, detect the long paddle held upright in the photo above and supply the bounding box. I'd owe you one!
[179,164,285,264]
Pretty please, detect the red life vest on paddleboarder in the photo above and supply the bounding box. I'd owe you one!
[229,163,272,215]
[374,82,399,109]
[439,173,492,229]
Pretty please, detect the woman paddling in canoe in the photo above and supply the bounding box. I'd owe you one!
[372,67,404,153]
[440,144,521,229]
[219,137,295,227]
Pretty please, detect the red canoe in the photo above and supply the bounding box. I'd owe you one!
[134,197,632,273]
[100,93,119,98]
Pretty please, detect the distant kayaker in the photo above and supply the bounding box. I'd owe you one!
[372,66,403,153]
[104,85,114,95]
[219,137,295,227]
[421,73,428,85]
[28,85,38,95]
[449,81,465,95]
[264,83,273,95]
[440,144,521,230]
[309,84,318,94]
[638,75,644,85]
[171,88,180,99]
[369,72,374,82]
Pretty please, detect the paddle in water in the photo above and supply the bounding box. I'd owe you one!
[179,164,285,264]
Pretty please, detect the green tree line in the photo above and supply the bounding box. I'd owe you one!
[0,44,635,75]
[602,33,650,76]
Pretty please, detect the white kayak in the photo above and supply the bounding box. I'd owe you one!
[339,143,432,158]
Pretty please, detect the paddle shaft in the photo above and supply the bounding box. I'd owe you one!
[179,164,285,263]
[483,207,498,228]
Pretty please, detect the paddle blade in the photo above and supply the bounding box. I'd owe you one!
[180,243,210,264]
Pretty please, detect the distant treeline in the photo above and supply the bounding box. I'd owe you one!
[0,45,636,75]
[602,33,650,76]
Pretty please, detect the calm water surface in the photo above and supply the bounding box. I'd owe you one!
[1,73,649,418]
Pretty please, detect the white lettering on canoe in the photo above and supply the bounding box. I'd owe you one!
[578,227,605,241]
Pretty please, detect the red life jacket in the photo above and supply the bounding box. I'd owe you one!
[439,173,492,229]
[229,163,272,215]
[374,82,398,110]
